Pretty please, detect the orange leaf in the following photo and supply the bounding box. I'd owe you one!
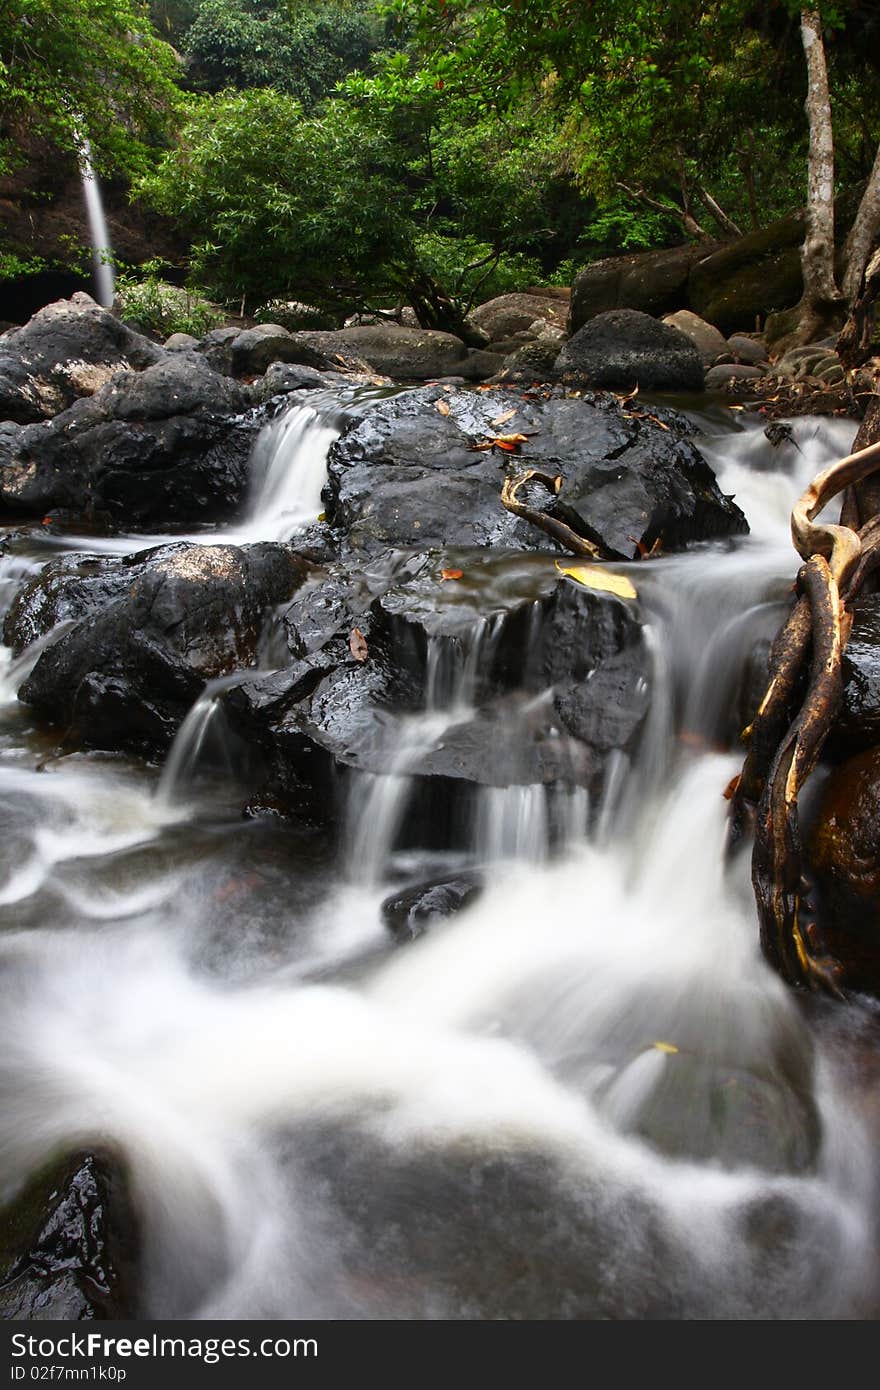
[441,568,463,581]
[723,773,741,801]
[349,627,368,662]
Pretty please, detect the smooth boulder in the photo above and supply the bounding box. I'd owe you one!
[556,310,705,393]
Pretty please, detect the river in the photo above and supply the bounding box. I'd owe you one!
[0,392,877,1320]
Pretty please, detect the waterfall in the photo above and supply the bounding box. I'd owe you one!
[77,137,115,309]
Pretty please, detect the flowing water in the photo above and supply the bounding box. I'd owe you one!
[1,397,879,1320]
[77,137,115,310]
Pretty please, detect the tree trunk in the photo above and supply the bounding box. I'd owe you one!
[842,139,880,304]
[797,9,844,339]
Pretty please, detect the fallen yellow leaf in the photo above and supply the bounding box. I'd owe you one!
[652,1041,679,1055]
[554,561,637,600]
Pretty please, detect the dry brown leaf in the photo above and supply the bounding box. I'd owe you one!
[435,398,451,416]
[722,772,741,801]
[491,407,517,427]
[349,627,368,662]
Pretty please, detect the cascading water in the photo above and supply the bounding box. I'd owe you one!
[0,401,878,1320]
[77,137,115,309]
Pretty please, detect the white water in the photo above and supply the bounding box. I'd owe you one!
[77,138,115,309]
[0,405,878,1319]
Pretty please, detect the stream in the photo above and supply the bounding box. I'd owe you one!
[1,391,879,1320]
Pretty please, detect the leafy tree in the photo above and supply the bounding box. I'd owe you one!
[182,0,388,107]
[0,0,181,177]
[136,87,416,312]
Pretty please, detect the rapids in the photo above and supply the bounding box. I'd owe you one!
[1,394,878,1320]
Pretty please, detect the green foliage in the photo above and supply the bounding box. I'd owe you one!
[412,232,544,311]
[0,0,181,178]
[136,89,415,307]
[183,0,387,107]
[0,250,49,283]
[114,260,223,337]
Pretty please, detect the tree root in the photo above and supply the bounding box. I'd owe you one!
[728,434,880,994]
[500,470,608,559]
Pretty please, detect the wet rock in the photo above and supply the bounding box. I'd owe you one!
[381,872,484,941]
[831,596,880,757]
[324,385,747,559]
[0,292,165,424]
[807,746,880,998]
[14,541,310,755]
[556,310,705,393]
[0,1151,139,1319]
[223,547,651,834]
[0,353,257,528]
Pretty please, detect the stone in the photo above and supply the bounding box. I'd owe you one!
[705,362,767,388]
[727,334,769,365]
[14,541,310,755]
[0,1151,139,1320]
[556,310,705,393]
[324,385,746,560]
[381,873,484,941]
[662,310,728,367]
[290,326,473,381]
[568,243,717,333]
[0,292,165,424]
[0,353,258,528]
[230,324,332,377]
[468,292,568,342]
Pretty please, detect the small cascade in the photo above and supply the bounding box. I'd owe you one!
[154,672,269,814]
[77,137,115,309]
[239,396,346,542]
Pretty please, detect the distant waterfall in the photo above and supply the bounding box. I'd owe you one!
[77,138,115,308]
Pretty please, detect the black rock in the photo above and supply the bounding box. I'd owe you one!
[14,541,310,755]
[0,293,165,424]
[0,1151,140,1319]
[556,309,705,392]
[381,872,484,941]
[324,386,746,560]
[0,353,258,527]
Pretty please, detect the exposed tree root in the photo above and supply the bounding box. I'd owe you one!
[728,434,880,994]
[500,470,608,559]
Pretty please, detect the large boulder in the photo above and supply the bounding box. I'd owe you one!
[556,310,705,393]
[661,310,729,367]
[287,326,495,381]
[568,243,718,334]
[12,541,310,755]
[0,1151,139,1320]
[830,597,880,756]
[0,292,165,424]
[323,385,745,559]
[468,292,568,344]
[0,352,257,528]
